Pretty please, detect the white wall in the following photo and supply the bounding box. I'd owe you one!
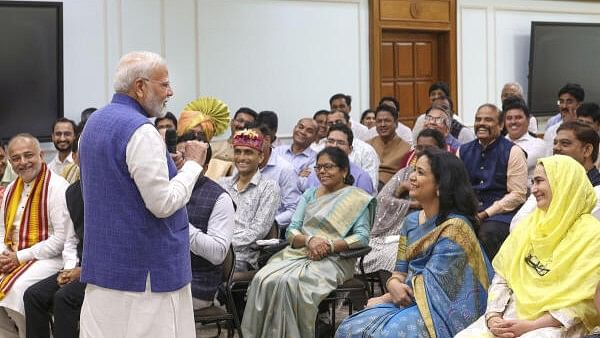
[16,0,370,140]
[458,0,600,127]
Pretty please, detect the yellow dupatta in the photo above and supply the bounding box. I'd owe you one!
[493,155,600,330]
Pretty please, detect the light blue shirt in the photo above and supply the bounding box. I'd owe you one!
[260,153,301,228]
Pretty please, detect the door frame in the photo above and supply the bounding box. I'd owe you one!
[369,0,457,114]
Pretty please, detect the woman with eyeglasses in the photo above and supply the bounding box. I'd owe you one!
[241,147,375,337]
[457,155,600,338]
[336,148,493,338]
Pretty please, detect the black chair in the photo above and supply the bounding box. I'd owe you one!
[315,246,373,338]
[194,245,242,338]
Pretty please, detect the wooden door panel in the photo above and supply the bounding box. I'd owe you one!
[415,42,434,78]
[379,31,439,123]
[381,42,395,79]
[415,81,432,113]
[381,82,395,99]
[396,82,414,117]
[395,42,413,78]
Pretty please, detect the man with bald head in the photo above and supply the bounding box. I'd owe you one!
[0,134,74,338]
[273,118,319,189]
[78,51,208,337]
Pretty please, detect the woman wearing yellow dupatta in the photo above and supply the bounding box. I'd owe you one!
[241,147,375,338]
[457,155,600,337]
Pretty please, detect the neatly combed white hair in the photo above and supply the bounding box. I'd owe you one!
[113,51,167,93]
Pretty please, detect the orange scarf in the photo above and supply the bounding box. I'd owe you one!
[0,163,51,299]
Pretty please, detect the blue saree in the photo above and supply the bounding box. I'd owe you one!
[336,211,493,338]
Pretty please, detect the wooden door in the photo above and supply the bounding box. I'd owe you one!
[379,31,439,128]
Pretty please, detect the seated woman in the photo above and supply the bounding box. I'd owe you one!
[336,148,493,338]
[363,128,446,275]
[241,147,375,337]
[457,155,600,337]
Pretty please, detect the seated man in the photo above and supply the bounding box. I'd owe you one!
[326,110,379,190]
[511,121,600,229]
[272,118,319,190]
[248,123,300,231]
[367,105,411,189]
[458,104,527,260]
[219,130,280,271]
[177,132,234,310]
[23,139,83,338]
[422,101,461,152]
[0,134,72,338]
[304,124,374,194]
[500,82,538,133]
[48,118,77,177]
[502,96,546,181]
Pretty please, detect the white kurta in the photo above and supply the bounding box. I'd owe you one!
[0,173,71,315]
[80,123,201,338]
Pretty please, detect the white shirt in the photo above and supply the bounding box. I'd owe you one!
[367,122,413,146]
[543,122,560,156]
[349,139,380,191]
[351,118,371,141]
[188,193,234,265]
[126,124,203,219]
[0,172,76,268]
[48,152,74,176]
[506,133,547,181]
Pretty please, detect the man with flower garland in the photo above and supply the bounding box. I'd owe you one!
[0,134,74,338]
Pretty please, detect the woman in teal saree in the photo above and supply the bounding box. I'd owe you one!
[336,148,493,338]
[241,147,376,338]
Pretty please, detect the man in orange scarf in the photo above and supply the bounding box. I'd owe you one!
[0,134,74,338]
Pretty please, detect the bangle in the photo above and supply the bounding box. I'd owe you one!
[328,239,335,253]
[485,314,501,329]
[305,235,314,247]
[385,275,403,290]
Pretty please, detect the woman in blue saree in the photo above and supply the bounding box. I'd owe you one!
[336,148,493,338]
[241,147,376,338]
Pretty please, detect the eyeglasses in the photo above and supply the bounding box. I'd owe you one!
[141,77,171,90]
[424,115,447,124]
[524,252,550,276]
[314,163,338,171]
[326,138,348,146]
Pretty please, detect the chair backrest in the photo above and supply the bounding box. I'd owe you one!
[222,244,236,287]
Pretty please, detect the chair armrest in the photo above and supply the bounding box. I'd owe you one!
[257,240,289,267]
[338,246,372,259]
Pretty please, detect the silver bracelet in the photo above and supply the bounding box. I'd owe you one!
[328,239,335,253]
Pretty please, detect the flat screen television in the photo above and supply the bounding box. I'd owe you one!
[529,22,600,116]
[0,1,63,142]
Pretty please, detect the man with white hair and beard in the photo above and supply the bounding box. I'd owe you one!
[78,51,208,337]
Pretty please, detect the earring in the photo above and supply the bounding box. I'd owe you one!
[436,189,440,197]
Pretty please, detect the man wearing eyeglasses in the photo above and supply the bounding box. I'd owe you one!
[543,83,585,153]
[78,51,208,338]
[304,124,374,194]
[47,118,77,177]
[325,110,379,191]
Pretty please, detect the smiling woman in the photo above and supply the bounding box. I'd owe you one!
[457,155,600,337]
[336,148,493,338]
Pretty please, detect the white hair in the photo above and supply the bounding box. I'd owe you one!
[8,133,41,153]
[502,82,524,96]
[113,51,167,93]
